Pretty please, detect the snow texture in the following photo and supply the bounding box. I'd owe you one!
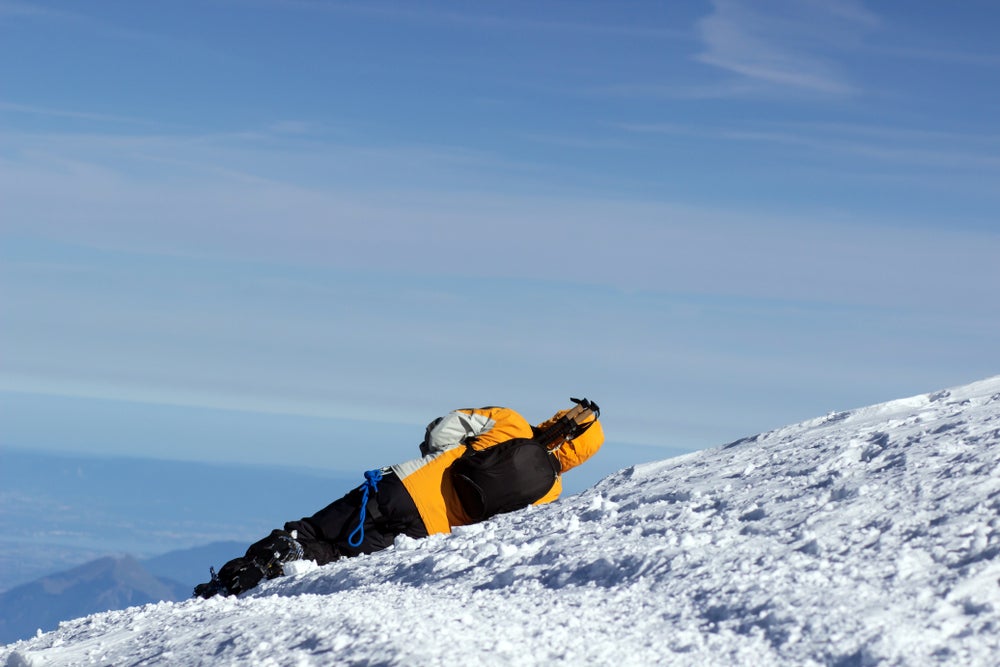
[3,377,999,666]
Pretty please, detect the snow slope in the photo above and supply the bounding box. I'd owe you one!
[4,378,999,666]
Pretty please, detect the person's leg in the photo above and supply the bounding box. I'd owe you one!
[329,472,428,557]
[285,486,367,558]
[283,518,340,564]
[297,485,386,558]
[195,474,428,598]
[201,486,368,597]
[374,473,428,540]
[194,492,357,598]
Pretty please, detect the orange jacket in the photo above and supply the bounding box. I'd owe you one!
[390,405,604,535]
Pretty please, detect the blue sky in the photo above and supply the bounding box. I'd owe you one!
[2,1,999,486]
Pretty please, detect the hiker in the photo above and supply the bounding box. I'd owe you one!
[195,399,603,598]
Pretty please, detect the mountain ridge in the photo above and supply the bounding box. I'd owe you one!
[0,448,358,593]
[0,555,184,646]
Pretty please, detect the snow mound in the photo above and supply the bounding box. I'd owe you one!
[4,377,1000,666]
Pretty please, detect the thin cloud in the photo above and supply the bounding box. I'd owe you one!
[0,1,225,60]
[694,0,878,96]
[783,121,1000,146]
[516,132,633,151]
[733,127,1000,172]
[586,80,762,101]
[614,119,1000,172]
[0,0,79,21]
[257,0,686,39]
[872,45,1000,68]
[0,101,169,128]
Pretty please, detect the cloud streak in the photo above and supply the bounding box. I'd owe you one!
[0,101,172,128]
[257,0,688,39]
[614,119,1000,173]
[694,0,878,96]
[3,124,999,312]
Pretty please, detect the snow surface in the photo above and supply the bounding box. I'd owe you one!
[4,378,1000,666]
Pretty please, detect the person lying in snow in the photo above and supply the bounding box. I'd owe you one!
[195,399,603,598]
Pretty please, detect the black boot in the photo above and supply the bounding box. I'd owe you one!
[193,529,305,599]
[193,557,266,598]
[244,529,305,580]
[193,566,227,599]
[217,557,267,595]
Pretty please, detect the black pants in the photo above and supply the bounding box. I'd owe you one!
[284,471,428,564]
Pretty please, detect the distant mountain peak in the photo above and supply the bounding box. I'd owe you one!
[0,555,184,645]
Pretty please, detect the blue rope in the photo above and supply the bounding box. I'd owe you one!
[347,468,383,548]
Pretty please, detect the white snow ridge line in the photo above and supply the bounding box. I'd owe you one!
[3,376,1000,666]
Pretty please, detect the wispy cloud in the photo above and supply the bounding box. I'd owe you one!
[872,45,1000,68]
[614,119,1000,172]
[585,80,764,101]
[0,0,78,21]
[0,0,224,59]
[516,132,633,151]
[5,112,1000,454]
[0,100,493,154]
[256,0,686,39]
[694,0,879,96]
[0,101,170,128]
[4,120,1000,308]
